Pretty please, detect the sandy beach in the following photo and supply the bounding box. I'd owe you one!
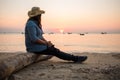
[1,52,118,80]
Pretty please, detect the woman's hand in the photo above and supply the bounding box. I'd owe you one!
[47,41,54,47]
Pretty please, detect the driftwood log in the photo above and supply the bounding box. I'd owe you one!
[0,53,53,80]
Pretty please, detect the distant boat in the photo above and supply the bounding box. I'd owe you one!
[101,32,107,34]
[49,32,54,34]
[67,32,72,34]
[21,32,24,34]
[80,33,85,36]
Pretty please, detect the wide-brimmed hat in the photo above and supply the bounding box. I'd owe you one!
[28,7,45,18]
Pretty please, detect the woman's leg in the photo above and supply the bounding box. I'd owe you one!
[35,46,87,62]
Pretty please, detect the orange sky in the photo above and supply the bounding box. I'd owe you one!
[0,0,120,33]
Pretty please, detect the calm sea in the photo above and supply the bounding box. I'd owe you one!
[0,33,120,53]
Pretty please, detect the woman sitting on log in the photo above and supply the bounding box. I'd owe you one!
[25,7,87,63]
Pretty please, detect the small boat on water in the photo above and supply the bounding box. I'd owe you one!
[101,32,107,34]
[21,32,24,34]
[67,32,72,34]
[49,32,54,34]
[80,33,85,36]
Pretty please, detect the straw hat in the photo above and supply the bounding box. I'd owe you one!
[28,7,45,18]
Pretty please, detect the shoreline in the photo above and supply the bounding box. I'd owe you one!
[0,52,119,80]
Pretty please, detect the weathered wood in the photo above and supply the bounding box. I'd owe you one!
[0,53,53,80]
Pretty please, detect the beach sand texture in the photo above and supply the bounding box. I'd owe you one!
[2,52,119,80]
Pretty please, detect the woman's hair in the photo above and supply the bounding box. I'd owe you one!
[28,14,42,27]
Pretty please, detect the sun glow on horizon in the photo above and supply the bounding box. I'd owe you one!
[60,29,64,33]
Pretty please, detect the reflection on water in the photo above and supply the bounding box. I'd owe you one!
[0,33,120,53]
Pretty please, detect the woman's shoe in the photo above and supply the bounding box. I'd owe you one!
[74,56,87,63]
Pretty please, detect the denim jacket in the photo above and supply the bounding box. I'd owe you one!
[25,20,47,52]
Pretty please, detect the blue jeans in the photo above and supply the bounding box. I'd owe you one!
[34,46,77,61]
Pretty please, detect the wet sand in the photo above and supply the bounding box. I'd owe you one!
[6,52,120,80]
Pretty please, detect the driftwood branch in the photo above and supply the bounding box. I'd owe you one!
[0,53,53,80]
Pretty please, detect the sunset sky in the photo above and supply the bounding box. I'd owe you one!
[0,0,120,33]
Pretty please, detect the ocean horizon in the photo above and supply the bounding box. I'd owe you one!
[0,33,120,53]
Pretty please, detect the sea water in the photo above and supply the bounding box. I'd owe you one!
[0,33,120,53]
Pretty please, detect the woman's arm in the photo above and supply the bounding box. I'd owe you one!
[35,39,48,45]
[42,37,54,47]
[35,39,54,47]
